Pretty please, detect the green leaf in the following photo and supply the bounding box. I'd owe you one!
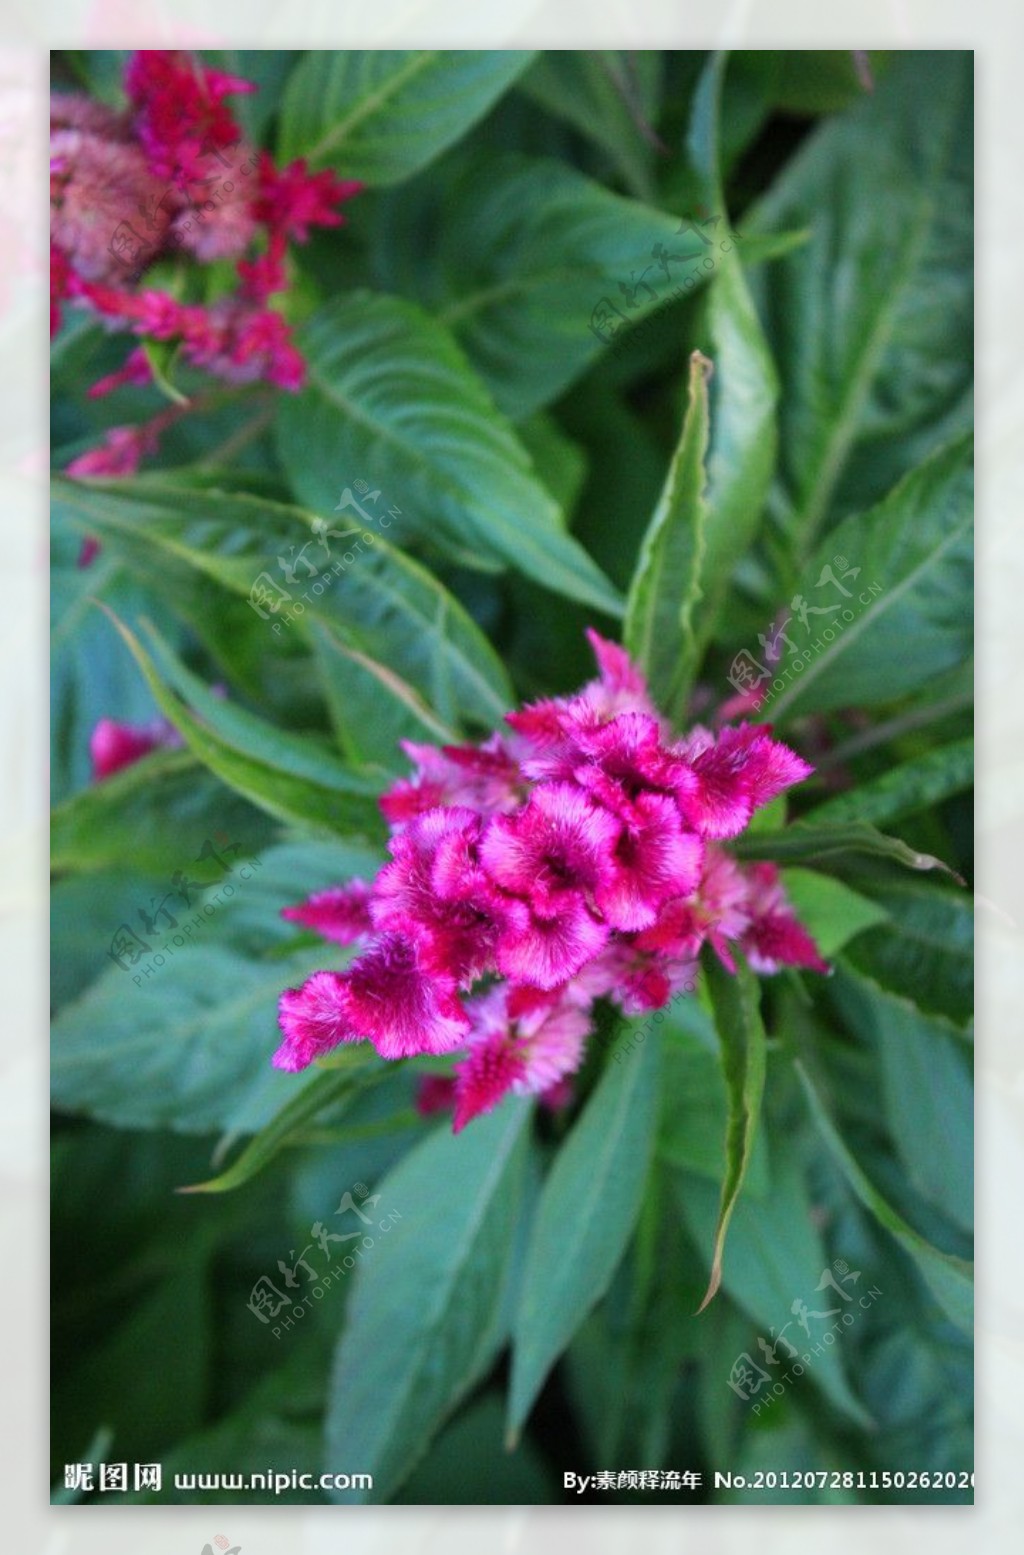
[829,964,973,1232]
[104,612,386,841]
[51,747,278,876]
[778,868,889,958]
[507,1025,659,1439]
[658,1024,769,1198]
[564,1173,706,1467]
[53,475,513,732]
[425,154,715,418]
[520,51,664,199]
[180,1050,383,1194]
[516,412,588,521]
[50,503,183,804]
[794,1058,973,1332]
[696,952,767,1312]
[624,349,712,719]
[685,54,780,658]
[325,1101,532,1503]
[839,878,973,1030]
[275,292,624,615]
[308,618,457,771]
[395,1393,555,1504]
[767,434,973,720]
[278,50,534,187]
[51,943,331,1134]
[50,835,381,1015]
[810,738,974,829]
[747,50,972,552]
[674,1152,874,1429]
[734,818,964,883]
[140,337,188,404]
[735,49,891,115]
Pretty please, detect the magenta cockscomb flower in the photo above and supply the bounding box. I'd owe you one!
[737,862,830,975]
[89,715,181,780]
[275,631,827,1131]
[451,985,591,1133]
[51,50,361,475]
[280,881,375,946]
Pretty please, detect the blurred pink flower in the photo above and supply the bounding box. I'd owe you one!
[89,716,180,780]
[51,49,361,474]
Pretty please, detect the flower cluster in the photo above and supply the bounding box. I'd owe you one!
[51,51,359,478]
[276,632,826,1132]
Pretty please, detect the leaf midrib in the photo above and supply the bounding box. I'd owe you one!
[300,51,440,166]
[511,1042,652,1419]
[57,483,511,724]
[53,949,324,1064]
[790,91,964,555]
[770,507,971,718]
[302,347,621,613]
[339,1108,525,1484]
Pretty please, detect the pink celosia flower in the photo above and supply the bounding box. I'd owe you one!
[276,933,470,1069]
[452,985,591,1132]
[372,807,509,983]
[124,50,254,188]
[416,1069,574,1122]
[280,881,375,945]
[274,631,827,1126]
[480,783,621,912]
[674,722,813,838]
[52,51,360,472]
[87,346,153,399]
[50,240,72,336]
[415,1074,458,1116]
[738,862,830,975]
[252,153,362,244]
[89,715,181,780]
[277,970,354,1072]
[379,734,524,827]
[66,421,163,478]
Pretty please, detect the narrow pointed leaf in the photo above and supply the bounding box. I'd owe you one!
[180,1051,383,1194]
[811,738,973,829]
[686,53,780,655]
[508,1026,659,1439]
[624,350,712,718]
[51,944,331,1133]
[51,748,277,876]
[768,434,973,720]
[747,49,972,552]
[778,869,889,958]
[326,1101,532,1503]
[276,292,625,615]
[794,1058,973,1333]
[308,618,457,771]
[697,952,767,1312]
[102,611,385,840]
[52,476,514,733]
[734,818,964,883]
